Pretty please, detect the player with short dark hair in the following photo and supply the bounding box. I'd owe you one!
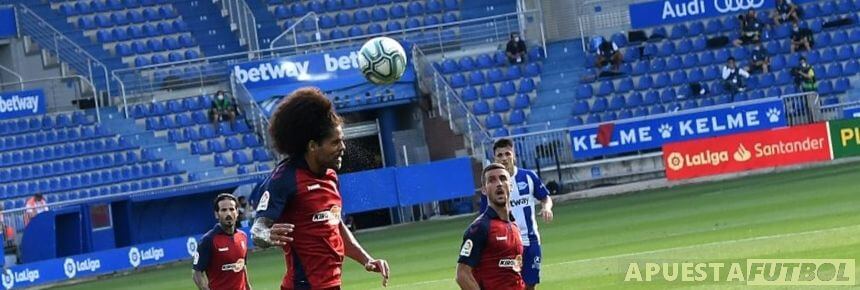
[456,163,525,290]
[250,87,389,290]
[193,193,251,290]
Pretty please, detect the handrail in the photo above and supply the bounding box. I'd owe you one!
[0,64,24,90]
[0,74,101,121]
[112,73,128,118]
[269,11,319,50]
[16,4,111,97]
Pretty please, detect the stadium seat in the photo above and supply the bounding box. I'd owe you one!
[233,151,252,165]
[481,85,497,99]
[596,81,614,97]
[591,98,608,113]
[484,114,503,129]
[468,71,485,86]
[576,84,592,99]
[461,87,478,101]
[472,101,490,115]
[486,68,504,83]
[513,94,530,109]
[499,81,516,97]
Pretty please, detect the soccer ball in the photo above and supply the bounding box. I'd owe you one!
[358,37,408,85]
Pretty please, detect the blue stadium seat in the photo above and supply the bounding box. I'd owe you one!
[184,50,199,60]
[252,148,271,162]
[576,84,593,99]
[493,97,511,113]
[354,10,370,24]
[242,134,260,148]
[443,12,458,23]
[385,21,402,31]
[233,151,252,165]
[670,24,687,39]
[405,18,421,29]
[334,12,352,26]
[654,73,670,89]
[468,71,485,85]
[837,46,853,61]
[845,60,860,75]
[499,81,516,97]
[584,114,600,124]
[671,71,687,86]
[461,87,478,101]
[481,85,497,99]
[151,54,167,65]
[508,110,525,125]
[449,73,467,88]
[660,89,676,103]
[213,153,233,167]
[590,98,608,113]
[329,29,346,40]
[835,78,851,93]
[367,23,384,34]
[597,81,613,97]
[632,61,649,76]
[492,128,508,138]
[485,114,503,129]
[440,59,458,73]
[472,100,490,115]
[658,42,675,57]
[390,5,406,18]
[608,95,626,111]
[78,16,96,30]
[407,1,424,16]
[115,43,132,57]
[513,94,530,109]
[95,14,112,28]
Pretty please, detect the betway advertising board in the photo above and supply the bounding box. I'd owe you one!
[662,123,831,180]
[628,0,774,28]
[231,47,414,101]
[0,89,46,120]
[570,98,787,160]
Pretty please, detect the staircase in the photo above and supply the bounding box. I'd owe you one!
[242,0,281,49]
[528,40,588,126]
[171,0,243,57]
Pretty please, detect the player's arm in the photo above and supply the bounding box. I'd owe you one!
[340,222,390,286]
[455,263,480,290]
[456,222,487,290]
[250,217,293,248]
[192,236,212,290]
[531,173,555,223]
[250,181,295,248]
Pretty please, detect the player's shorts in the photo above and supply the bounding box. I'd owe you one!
[522,244,542,285]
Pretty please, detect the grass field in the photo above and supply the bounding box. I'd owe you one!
[56,162,860,290]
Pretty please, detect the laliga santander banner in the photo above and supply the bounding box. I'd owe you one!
[663,123,831,180]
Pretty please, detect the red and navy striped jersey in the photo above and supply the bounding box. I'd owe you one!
[458,208,525,290]
[193,224,248,290]
[256,158,345,290]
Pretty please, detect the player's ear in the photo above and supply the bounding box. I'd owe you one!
[308,140,318,152]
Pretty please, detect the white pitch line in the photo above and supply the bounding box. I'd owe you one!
[381,224,860,289]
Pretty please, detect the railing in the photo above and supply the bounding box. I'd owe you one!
[414,45,492,163]
[269,12,321,51]
[0,64,23,90]
[221,0,259,52]
[112,10,544,112]
[821,100,860,121]
[15,4,111,99]
[780,92,820,126]
[229,74,276,157]
[0,75,100,121]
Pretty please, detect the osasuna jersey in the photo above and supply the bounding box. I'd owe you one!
[193,224,249,290]
[508,167,549,247]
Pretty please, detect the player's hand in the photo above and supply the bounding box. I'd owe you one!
[540,208,554,223]
[364,259,390,287]
[269,223,294,246]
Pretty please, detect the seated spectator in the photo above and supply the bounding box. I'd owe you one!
[595,38,623,73]
[734,10,763,47]
[209,90,238,124]
[791,22,813,52]
[792,56,816,92]
[748,42,770,74]
[722,57,750,94]
[24,193,48,226]
[771,0,801,25]
[505,32,527,64]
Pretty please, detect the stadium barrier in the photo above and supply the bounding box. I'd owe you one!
[827,117,860,159]
[820,100,860,121]
[0,77,99,120]
[780,92,821,126]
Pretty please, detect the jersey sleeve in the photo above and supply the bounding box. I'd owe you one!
[254,168,297,220]
[192,234,213,272]
[457,220,489,267]
[528,171,550,200]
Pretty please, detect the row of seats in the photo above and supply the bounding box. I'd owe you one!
[61,0,171,16]
[0,148,144,184]
[190,138,265,156]
[146,117,251,135]
[173,132,261,149]
[0,111,92,136]
[482,109,528,129]
[5,173,184,208]
[0,125,111,152]
[0,160,178,198]
[438,49,544,74]
[76,6,178,29]
[132,49,200,67]
[237,163,271,175]
[458,79,538,101]
[449,66,542,88]
[213,149,272,167]
[271,0,458,19]
[132,95,214,118]
[291,12,459,32]
[471,94,532,115]
[100,20,191,43]
[0,136,133,168]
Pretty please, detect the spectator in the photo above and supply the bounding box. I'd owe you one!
[790,22,813,52]
[505,32,527,64]
[734,10,763,47]
[24,193,48,226]
[595,38,623,73]
[748,42,770,74]
[771,0,800,25]
[722,57,750,94]
[209,90,238,124]
[792,56,817,92]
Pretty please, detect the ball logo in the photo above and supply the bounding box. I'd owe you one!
[63,258,76,279]
[667,152,685,171]
[733,144,752,162]
[187,237,198,257]
[129,247,141,268]
[714,0,765,13]
[2,269,13,290]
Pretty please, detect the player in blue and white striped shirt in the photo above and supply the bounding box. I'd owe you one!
[481,138,554,289]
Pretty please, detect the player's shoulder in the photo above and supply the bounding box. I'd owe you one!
[267,160,299,191]
[517,168,538,178]
[199,227,218,245]
[235,229,249,239]
[464,214,491,235]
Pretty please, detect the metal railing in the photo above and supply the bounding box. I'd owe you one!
[0,64,23,90]
[414,45,492,163]
[15,4,110,99]
[221,0,259,52]
[0,75,100,121]
[229,74,275,156]
[780,92,820,126]
[821,100,860,121]
[112,10,544,112]
[269,12,320,51]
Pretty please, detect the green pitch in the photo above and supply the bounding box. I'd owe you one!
[56,162,860,289]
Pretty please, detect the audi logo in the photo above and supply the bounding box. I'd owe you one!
[714,0,765,13]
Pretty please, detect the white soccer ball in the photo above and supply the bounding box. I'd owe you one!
[358,37,408,85]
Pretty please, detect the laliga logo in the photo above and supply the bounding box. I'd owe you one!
[63,258,76,279]
[129,247,141,268]
[2,269,12,290]
[714,0,765,13]
[667,152,685,171]
[187,237,198,257]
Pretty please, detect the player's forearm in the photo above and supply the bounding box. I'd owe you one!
[455,264,480,290]
[341,223,372,265]
[250,217,274,249]
[542,196,554,211]
[192,270,210,290]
